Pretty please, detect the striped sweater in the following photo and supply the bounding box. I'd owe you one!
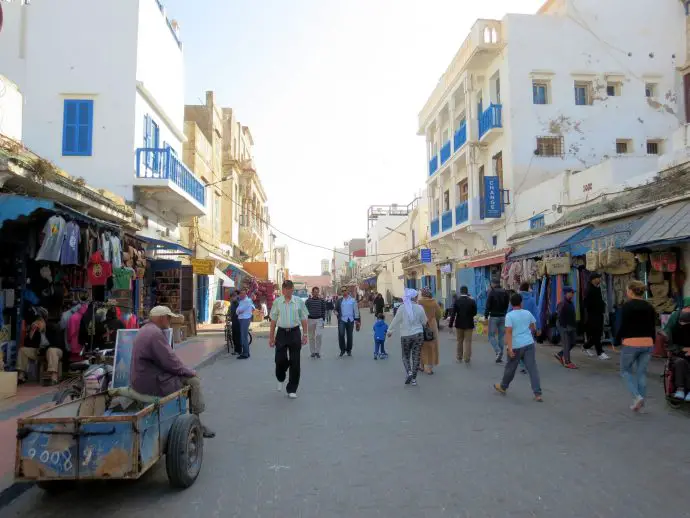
[305,297,326,319]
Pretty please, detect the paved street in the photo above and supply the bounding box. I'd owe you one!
[5,313,690,518]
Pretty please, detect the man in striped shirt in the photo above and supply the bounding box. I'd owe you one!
[269,280,309,398]
[305,287,327,359]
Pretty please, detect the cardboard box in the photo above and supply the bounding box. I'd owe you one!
[0,371,18,400]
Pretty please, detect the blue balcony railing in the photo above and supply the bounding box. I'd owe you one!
[440,141,451,165]
[136,148,206,206]
[431,218,440,236]
[478,103,503,139]
[454,121,467,151]
[429,155,439,176]
[455,201,469,225]
[441,210,453,232]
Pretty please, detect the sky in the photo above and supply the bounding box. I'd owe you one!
[164,0,545,275]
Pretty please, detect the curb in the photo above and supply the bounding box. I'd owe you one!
[0,342,227,511]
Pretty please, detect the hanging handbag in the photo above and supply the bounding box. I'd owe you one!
[606,237,621,267]
[586,240,599,271]
[423,325,434,341]
[545,254,571,275]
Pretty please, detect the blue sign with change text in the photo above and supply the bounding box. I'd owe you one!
[420,249,432,263]
[484,176,502,218]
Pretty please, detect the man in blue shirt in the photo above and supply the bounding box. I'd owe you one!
[335,286,361,357]
[494,293,543,402]
[236,289,255,359]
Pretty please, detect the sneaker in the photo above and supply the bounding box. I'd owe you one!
[288,393,298,399]
[685,393,690,402]
[495,354,503,364]
[464,359,471,364]
[630,395,644,412]
[339,351,345,358]
[374,354,378,360]
[673,389,685,400]
[493,383,506,395]
[564,362,578,369]
[404,373,413,385]
[410,378,418,387]
[277,381,284,392]
[310,353,315,359]
[347,351,352,357]
[583,348,595,358]
[598,353,611,360]
[554,353,565,366]
[534,394,544,402]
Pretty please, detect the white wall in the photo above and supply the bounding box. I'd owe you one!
[0,75,23,141]
[366,214,408,264]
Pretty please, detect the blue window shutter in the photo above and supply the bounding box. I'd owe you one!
[62,99,93,156]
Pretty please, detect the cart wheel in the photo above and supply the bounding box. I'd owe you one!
[166,414,204,489]
[37,480,76,495]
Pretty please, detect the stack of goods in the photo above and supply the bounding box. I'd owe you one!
[647,259,677,314]
[256,281,276,311]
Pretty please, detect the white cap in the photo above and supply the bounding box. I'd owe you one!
[149,306,182,318]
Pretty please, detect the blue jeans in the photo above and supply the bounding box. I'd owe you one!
[620,346,653,398]
[374,338,386,356]
[338,320,354,352]
[488,317,505,357]
[239,318,252,357]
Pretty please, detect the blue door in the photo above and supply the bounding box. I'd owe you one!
[456,267,475,298]
[474,267,490,315]
[197,275,209,324]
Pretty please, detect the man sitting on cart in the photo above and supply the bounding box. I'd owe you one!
[131,306,215,438]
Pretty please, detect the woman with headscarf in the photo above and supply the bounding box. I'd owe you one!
[387,288,428,386]
[419,288,443,374]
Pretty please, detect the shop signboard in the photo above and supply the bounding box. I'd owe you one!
[111,328,173,389]
[440,263,452,274]
[484,176,502,218]
[420,249,432,263]
[191,258,215,275]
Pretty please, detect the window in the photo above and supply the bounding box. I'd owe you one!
[62,99,94,156]
[646,140,661,155]
[645,83,657,98]
[616,139,631,154]
[492,235,498,247]
[606,82,621,97]
[574,81,592,105]
[529,215,545,229]
[443,190,450,212]
[456,179,469,203]
[493,151,504,187]
[533,81,549,105]
[143,115,160,170]
[536,136,564,157]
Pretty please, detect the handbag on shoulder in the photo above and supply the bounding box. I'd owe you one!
[423,325,434,341]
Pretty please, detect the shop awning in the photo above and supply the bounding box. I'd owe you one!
[624,201,690,249]
[565,215,647,256]
[468,248,512,268]
[510,227,587,260]
[363,276,377,286]
[224,263,253,285]
[214,267,235,288]
[138,235,193,256]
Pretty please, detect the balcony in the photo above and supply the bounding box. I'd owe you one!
[429,155,439,176]
[430,218,440,237]
[441,210,453,232]
[478,104,503,142]
[239,216,265,259]
[134,148,207,217]
[455,201,469,225]
[418,19,504,133]
[440,141,452,166]
[454,122,467,152]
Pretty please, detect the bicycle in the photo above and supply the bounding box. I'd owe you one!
[224,318,253,354]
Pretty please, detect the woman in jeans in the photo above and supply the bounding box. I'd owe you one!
[617,280,656,411]
[387,288,428,386]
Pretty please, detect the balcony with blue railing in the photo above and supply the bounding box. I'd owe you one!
[478,103,503,140]
[454,121,467,152]
[429,155,439,176]
[135,147,207,217]
[455,201,469,225]
[440,141,451,166]
[441,210,453,232]
[430,218,440,237]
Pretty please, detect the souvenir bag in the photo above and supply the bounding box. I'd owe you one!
[651,252,677,273]
[536,260,547,277]
[545,255,571,275]
[606,237,621,267]
[586,240,600,271]
[602,251,636,275]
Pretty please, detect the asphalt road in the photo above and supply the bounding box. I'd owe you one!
[5,313,690,518]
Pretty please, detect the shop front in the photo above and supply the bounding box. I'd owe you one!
[456,249,511,315]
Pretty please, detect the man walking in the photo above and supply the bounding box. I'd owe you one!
[448,286,477,363]
[485,278,510,363]
[583,273,609,360]
[305,287,326,359]
[494,293,543,402]
[555,287,578,369]
[269,280,309,399]
[509,282,540,374]
[335,286,361,357]
[229,291,242,355]
[236,289,255,359]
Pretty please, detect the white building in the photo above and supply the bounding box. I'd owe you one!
[320,259,330,276]
[419,0,686,263]
[0,0,206,244]
[0,75,22,142]
[365,204,413,265]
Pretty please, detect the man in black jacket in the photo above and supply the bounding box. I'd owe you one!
[229,292,242,355]
[484,279,510,363]
[556,287,578,369]
[583,273,609,360]
[448,286,477,363]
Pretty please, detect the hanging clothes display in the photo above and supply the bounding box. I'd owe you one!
[87,250,113,287]
[110,234,122,268]
[36,215,67,262]
[60,220,81,266]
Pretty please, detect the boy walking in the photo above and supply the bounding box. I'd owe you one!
[494,293,543,402]
[373,314,389,359]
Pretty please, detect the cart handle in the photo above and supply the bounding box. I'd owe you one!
[17,426,117,440]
